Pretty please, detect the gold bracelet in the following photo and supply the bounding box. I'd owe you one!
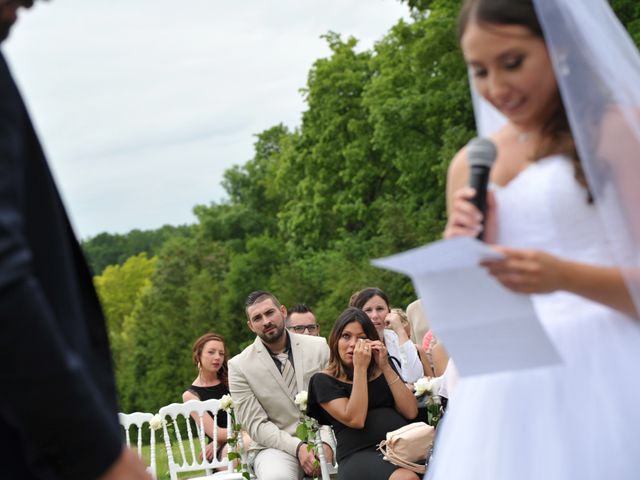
[387,374,401,386]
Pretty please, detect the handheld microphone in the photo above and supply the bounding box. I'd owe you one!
[466,137,497,241]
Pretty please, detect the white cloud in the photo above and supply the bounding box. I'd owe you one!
[4,0,409,238]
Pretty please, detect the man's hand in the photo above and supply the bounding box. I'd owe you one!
[98,447,153,480]
[297,443,318,476]
[321,442,334,466]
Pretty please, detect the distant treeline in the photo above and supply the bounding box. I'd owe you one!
[83,225,192,275]
[81,0,640,415]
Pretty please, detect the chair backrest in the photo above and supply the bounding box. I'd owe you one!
[314,428,338,480]
[118,411,157,477]
[158,398,239,480]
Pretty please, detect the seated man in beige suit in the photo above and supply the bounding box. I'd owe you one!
[229,291,335,480]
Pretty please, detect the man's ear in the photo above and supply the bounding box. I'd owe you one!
[247,319,256,334]
[280,305,288,318]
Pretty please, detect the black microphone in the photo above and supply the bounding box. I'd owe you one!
[466,137,497,241]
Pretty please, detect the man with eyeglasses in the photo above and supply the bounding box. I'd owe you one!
[0,1,150,479]
[286,303,321,336]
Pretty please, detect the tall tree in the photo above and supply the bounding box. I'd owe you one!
[278,33,387,250]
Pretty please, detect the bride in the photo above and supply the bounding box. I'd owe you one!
[427,0,640,478]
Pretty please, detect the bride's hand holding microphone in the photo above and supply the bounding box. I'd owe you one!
[445,137,498,243]
[444,186,497,243]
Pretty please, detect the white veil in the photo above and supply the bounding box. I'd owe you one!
[472,0,640,316]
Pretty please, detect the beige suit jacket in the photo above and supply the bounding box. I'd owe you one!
[229,332,332,457]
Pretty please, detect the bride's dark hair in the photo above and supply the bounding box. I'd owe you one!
[458,0,593,201]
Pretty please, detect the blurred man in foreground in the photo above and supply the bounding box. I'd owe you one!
[0,1,151,478]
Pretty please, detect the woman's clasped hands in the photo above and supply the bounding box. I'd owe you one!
[369,340,389,368]
[353,338,372,370]
[353,338,389,369]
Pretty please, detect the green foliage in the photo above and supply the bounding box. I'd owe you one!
[219,234,288,352]
[82,225,192,275]
[611,0,640,46]
[94,253,157,398]
[116,235,230,413]
[364,3,472,243]
[398,0,438,13]
[95,253,157,335]
[276,33,383,250]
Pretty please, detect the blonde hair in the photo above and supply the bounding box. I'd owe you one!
[391,308,412,337]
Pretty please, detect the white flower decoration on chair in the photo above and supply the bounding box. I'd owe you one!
[414,376,442,397]
[149,414,164,431]
[294,391,308,412]
[220,394,234,413]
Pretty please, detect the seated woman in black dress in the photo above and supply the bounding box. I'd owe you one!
[307,307,420,480]
[182,332,230,461]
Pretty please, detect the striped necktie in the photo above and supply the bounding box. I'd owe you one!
[276,352,298,398]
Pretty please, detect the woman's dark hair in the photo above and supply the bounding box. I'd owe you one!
[458,0,591,200]
[349,287,391,311]
[326,307,380,381]
[192,333,229,387]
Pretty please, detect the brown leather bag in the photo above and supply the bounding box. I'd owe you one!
[377,421,435,474]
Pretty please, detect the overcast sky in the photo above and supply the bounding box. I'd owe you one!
[3,0,409,239]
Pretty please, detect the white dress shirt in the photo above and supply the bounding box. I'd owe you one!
[383,329,424,383]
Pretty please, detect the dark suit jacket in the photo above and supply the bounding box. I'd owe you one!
[0,52,122,479]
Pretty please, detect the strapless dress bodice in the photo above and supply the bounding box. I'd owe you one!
[492,155,620,326]
[493,155,613,266]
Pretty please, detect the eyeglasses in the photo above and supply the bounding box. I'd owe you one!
[289,324,319,334]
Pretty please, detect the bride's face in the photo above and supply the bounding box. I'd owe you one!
[461,21,559,131]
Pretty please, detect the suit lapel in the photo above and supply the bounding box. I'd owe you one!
[291,334,305,394]
[253,337,295,403]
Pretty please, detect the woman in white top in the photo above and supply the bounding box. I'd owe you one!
[349,287,424,383]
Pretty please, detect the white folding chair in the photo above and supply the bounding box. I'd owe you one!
[314,428,338,480]
[118,411,157,478]
[301,427,338,480]
[159,399,245,480]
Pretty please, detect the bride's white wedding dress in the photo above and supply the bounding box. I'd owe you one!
[426,155,640,480]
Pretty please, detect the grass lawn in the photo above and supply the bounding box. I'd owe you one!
[138,440,210,480]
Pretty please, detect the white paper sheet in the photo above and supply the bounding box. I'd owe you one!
[372,237,561,377]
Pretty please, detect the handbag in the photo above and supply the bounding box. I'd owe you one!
[377,421,435,474]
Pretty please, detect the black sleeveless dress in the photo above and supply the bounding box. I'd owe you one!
[187,383,229,429]
[308,372,411,479]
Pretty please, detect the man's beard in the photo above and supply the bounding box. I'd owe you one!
[258,324,285,344]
